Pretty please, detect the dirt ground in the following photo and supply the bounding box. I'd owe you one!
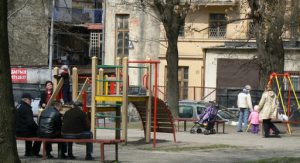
[19,123,300,163]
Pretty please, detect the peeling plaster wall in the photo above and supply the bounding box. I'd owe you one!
[8,0,49,66]
[105,0,160,85]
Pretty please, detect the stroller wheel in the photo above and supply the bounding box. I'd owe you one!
[197,128,202,133]
[190,128,196,134]
[211,129,216,134]
[203,130,210,135]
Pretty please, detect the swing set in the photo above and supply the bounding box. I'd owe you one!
[268,72,300,134]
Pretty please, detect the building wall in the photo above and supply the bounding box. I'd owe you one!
[104,0,160,85]
[204,48,300,101]
[158,4,243,99]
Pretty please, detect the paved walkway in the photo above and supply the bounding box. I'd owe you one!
[18,124,300,162]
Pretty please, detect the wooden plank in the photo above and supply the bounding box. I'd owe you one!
[95,95,148,102]
[75,78,90,102]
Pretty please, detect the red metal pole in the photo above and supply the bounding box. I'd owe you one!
[83,91,87,112]
[288,81,291,117]
[110,75,116,95]
[153,63,158,148]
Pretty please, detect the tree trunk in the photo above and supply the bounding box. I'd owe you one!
[249,0,286,88]
[150,1,188,117]
[0,0,21,162]
[165,31,179,117]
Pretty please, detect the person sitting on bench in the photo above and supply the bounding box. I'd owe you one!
[38,100,67,159]
[62,101,93,160]
[16,93,42,157]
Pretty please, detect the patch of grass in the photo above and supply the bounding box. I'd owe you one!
[243,157,300,163]
[140,144,238,152]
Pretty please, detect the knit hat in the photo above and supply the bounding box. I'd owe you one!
[61,65,68,70]
[254,105,259,111]
[244,85,251,90]
[21,93,32,100]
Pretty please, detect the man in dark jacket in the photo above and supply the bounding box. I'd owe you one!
[38,100,66,159]
[62,101,93,160]
[16,93,41,157]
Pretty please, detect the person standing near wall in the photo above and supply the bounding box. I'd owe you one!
[236,85,253,132]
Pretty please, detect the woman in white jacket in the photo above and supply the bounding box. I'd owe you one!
[257,85,280,138]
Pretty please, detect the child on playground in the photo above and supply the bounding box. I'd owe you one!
[248,105,260,134]
[54,65,71,104]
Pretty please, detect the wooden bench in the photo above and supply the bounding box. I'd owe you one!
[16,137,124,161]
[174,118,227,133]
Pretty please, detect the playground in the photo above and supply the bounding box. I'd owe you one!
[18,124,300,162]
[17,58,300,162]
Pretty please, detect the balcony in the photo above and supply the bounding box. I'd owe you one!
[184,0,238,6]
[54,7,102,24]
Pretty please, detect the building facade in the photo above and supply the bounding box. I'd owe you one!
[158,0,300,103]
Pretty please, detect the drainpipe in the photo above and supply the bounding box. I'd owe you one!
[101,0,106,64]
[49,0,55,79]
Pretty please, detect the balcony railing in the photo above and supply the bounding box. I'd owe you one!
[54,7,102,24]
[185,0,238,6]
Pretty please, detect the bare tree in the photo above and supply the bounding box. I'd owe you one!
[247,0,286,87]
[136,0,190,117]
[0,0,21,162]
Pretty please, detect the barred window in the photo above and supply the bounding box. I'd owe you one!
[116,14,129,57]
[179,24,185,37]
[209,14,226,38]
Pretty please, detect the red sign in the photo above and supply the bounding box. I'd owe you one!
[11,68,27,83]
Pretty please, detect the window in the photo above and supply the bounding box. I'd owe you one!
[89,31,102,63]
[247,21,255,38]
[164,66,189,100]
[116,14,129,57]
[209,14,226,38]
[179,106,193,118]
[197,107,205,115]
[179,67,189,99]
[179,24,185,37]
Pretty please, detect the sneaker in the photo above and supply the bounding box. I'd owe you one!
[85,154,94,160]
[237,130,243,132]
[46,154,55,159]
[68,155,76,160]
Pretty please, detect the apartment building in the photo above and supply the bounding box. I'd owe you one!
[9,0,103,100]
[157,0,300,106]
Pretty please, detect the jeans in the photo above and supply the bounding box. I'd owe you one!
[62,131,93,156]
[237,108,249,131]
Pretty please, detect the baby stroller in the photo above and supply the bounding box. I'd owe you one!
[190,102,219,135]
